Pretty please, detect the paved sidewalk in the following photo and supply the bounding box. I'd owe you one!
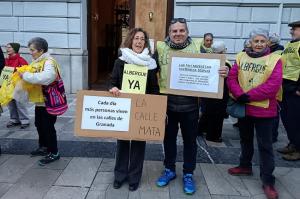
[0,155,299,199]
[0,94,299,198]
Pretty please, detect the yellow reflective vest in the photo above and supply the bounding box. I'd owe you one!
[281,41,300,81]
[236,52,281,108]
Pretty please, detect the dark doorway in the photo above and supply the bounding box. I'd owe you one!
[87,0,174,90]
[88,0,130,90]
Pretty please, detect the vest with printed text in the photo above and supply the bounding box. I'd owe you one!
[236,52,281,108]
[281,41,300,81]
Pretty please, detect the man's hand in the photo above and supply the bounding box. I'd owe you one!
[109,87,121,97]
[218,66,229,78]
[296,90,300,96]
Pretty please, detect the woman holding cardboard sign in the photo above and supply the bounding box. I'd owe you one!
[109,28,159,191]
[227,29,282,199]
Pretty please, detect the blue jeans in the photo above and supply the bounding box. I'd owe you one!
[163,109,198,174]
[238,116,275,186]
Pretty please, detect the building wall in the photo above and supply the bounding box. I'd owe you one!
[0,0,88,93]
[175,0,300,58]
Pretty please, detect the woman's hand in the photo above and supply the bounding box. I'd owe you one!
[296,91,300,96]
[109,87,121,97]
[218,66,229,78]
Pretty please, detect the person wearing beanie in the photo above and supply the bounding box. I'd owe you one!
[227,28,282,199]
[5,42,30,129]
[198,40,231,142]
[277,20,300,161]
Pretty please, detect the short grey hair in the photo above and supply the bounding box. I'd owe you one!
[168,22,189,33]
[212,40,226,53]
[269,32,281,44]
[28,37,48,53]
[249,29,269,40]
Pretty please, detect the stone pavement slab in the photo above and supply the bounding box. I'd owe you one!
[201,163,240,196]
[54,157,102,187]
[0,155,38,183]
[0,183,13,198]
[1,168,61,199]
[43,186,89,199]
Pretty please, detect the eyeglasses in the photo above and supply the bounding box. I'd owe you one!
[170,18,187,24]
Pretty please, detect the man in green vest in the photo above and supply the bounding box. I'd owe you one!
[155,18,228,194]
[277,20,300,161]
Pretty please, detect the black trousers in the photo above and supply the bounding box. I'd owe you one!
[239,117,275,186]
[280,92,300,150]
[114,140,146,184]
[35,106,58,154]
[164,109,198,174]
[198,113,225,140]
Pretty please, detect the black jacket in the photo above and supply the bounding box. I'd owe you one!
[109,58,159,95]
[0,47,5,73]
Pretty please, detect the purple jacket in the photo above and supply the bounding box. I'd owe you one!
[227,52,283,118]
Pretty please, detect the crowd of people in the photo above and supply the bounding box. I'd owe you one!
[107,18,300,199]
[0,17,299,199]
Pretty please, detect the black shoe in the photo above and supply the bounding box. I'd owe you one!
[129,183,139,191]
[38,153,60,166]
[6,121,21,128]
[233,122,239,128]
[30,147,48,157]
[206,137,223,143]
[20,124,30,129]
[113,180,123,189]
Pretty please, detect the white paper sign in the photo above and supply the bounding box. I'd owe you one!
[81,96,131,131]
[170,57,220,93]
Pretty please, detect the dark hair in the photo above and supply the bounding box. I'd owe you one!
[27,37,48,53]
[168,17,189,33]
[121,28,150,52]
[204,33,214,39]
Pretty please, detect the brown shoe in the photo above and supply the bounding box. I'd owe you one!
[282,151,300,161]
[277,143,296,154]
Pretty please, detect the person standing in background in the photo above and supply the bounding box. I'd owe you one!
[268,33,284,143]
[5,43,30,129]
[198,41,231,142]
[200,33,214,53]
[277,21,300,161]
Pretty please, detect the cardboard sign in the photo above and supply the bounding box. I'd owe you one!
[121,64,148,94]
[0,66,14,86]
[75,90,167,141]
[166,52,226,99]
